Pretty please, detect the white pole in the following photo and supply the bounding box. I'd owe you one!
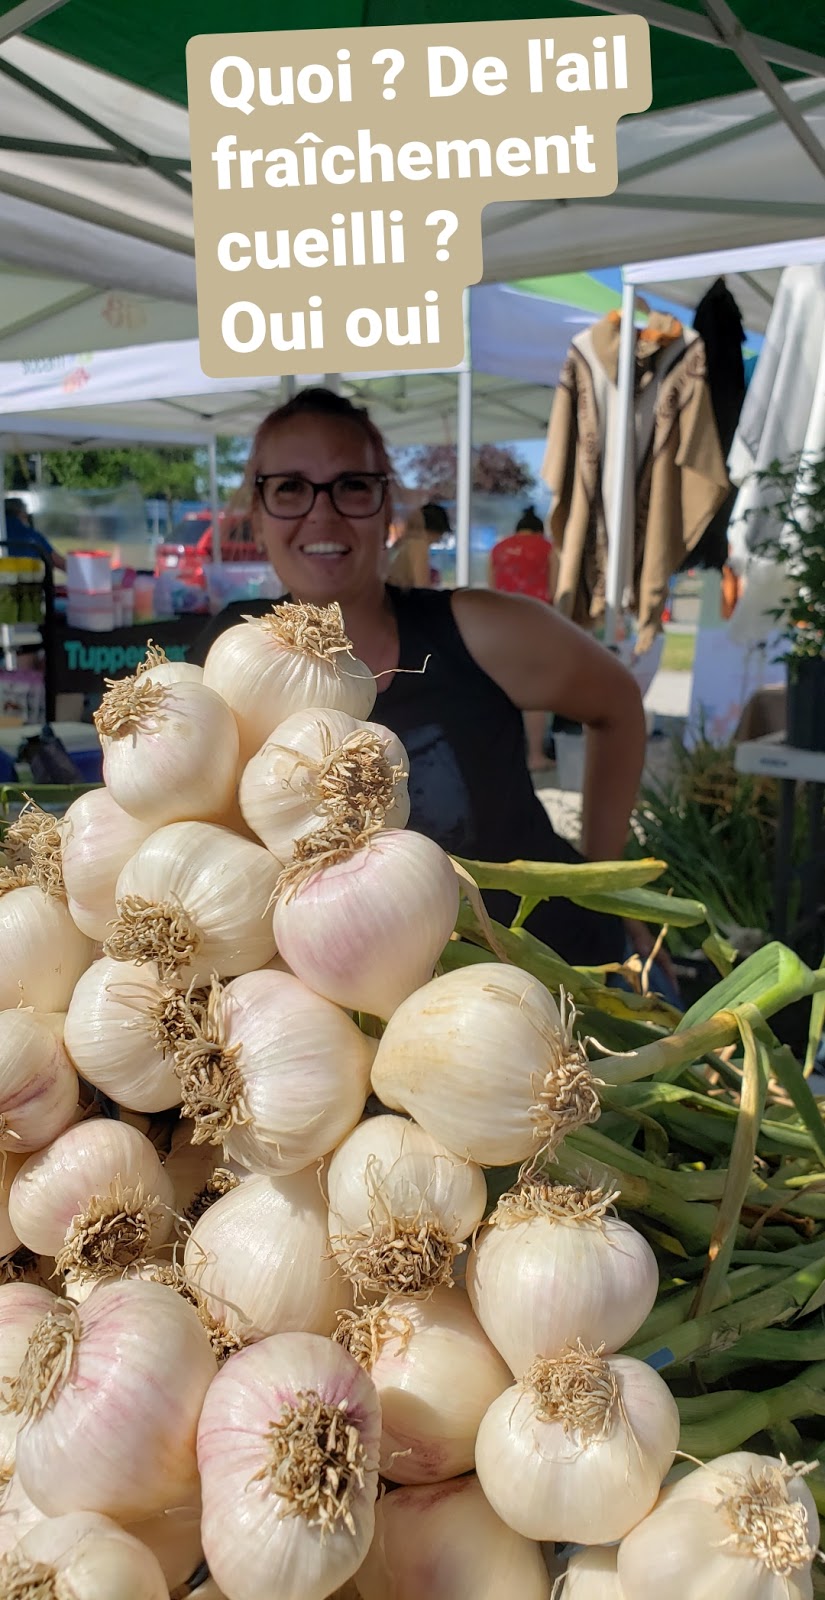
[208,439,221,567]
[0,451,12,670]
[604,278,637,646]
[455,289,473,590]
[324,374,341,395]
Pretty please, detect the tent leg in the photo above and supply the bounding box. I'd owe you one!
[0,453,13,671]
[455,290,472,590]
[604,280,636,648]
[208,440,221,567]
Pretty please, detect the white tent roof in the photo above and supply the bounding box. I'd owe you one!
[0,283,612,446]
[0,33,195,359]
[0,31,824,358]
[0,414,212,449]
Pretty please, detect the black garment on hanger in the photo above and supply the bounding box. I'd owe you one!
[682,277,746,572]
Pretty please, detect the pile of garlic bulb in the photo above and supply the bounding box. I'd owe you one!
[0,604,816,1600]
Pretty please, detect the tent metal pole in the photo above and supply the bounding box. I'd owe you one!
[0,0,68,44]
[455,290,473,591]
[575,0,825,77]
[604,279,637,648]
[0,453,11,672]
[0,58,191,195]
[699,0,825,180]
[208,439,221,568]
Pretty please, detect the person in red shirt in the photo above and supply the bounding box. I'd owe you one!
[490,507,558,771]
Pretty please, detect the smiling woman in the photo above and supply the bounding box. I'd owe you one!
[191,387,647,967]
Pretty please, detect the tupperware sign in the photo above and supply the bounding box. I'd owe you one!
[186,18,651,377]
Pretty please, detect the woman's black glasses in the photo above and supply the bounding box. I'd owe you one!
[255,472,388,520]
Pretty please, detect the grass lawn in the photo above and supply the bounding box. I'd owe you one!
[661,630,697,673]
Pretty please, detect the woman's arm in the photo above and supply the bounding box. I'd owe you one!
[451,589,646,861]
[547,541,559,600]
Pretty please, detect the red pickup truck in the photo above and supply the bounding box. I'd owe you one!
[154,511,267,588]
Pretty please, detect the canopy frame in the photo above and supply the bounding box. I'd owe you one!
[699,0,825,179]
[0,0,823,248]
[577,0,825,76]
[0,0,66,45]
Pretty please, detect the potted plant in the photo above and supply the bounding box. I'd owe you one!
[752,450,825,752]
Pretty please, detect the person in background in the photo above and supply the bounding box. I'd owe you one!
[490,505,559,772]
[387,500,450,589]
[3,498,66,572]
[192,387,648,973]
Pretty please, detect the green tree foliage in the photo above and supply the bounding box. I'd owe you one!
[4,438,249,502]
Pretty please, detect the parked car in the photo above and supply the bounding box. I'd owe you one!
[154,510,266,587]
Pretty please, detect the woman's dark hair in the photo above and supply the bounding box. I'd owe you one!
[421,502,451,537]
[246,387,395,529]
[248,386,394,487]
[516,505,544,533]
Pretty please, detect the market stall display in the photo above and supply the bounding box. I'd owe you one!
[0,600,823,1598]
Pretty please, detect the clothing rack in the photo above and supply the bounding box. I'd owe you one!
[603,236,825,648]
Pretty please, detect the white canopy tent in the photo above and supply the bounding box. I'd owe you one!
[0,30,824,360]
[0,280,630,445]
[603,234,825,646]
[0,9,823,582]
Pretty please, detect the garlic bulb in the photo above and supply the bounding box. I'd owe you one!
[239,707,410,864]
[0,880,93,1011]
[273,830,459,1019]
[0,1009,78,1152]
[327,1115,487,1298]
[336,1289,511,1484]
[355,1474,553,1600]
[184,1169,349,1350]
[198,1330,381,1600]
[174,969,372,1173]
[0,1473,45,1557]
[9,1118,175,1284]
[475,1345,679,1545]
[466,1178,658,1375]
[203,600,377,764]
[0,1283,57,1482]
[13,1280,217,1521]
[94,673,240,827]
[372,963,599,1165]
[110,821,280,985]
[64,958,183,1113]
[561,1546,625,1596]
[0,1153,25,1258]
[61,788,154,942]
[124,1500,203,1592]
[617,1452,820,1600]
[0,1510,168,1599]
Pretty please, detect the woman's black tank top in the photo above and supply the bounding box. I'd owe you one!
[192,586,623,967]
